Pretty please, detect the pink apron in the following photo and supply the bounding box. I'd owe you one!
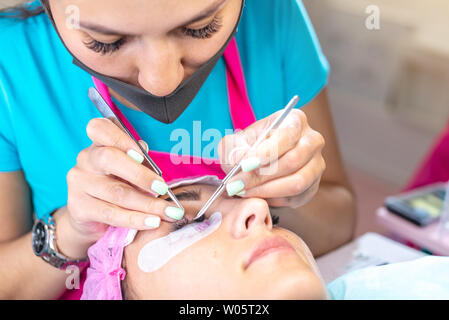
[59,38,256,299]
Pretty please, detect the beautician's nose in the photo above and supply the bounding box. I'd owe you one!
[230,198,273,239]
[137,39,184,97]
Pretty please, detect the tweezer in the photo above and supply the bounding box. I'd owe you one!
[193,95,300,221]
[88,87,184,210]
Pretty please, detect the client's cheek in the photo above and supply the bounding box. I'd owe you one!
[137,212,223,273]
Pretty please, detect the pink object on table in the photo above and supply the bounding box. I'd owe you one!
[376,207,449,256]
[81,226,129,300]
[391,119,449,255]
[404,120,449,191]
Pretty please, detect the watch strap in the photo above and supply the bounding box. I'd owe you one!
[33,213,89,270]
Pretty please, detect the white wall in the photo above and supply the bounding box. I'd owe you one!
[0,0,25,9]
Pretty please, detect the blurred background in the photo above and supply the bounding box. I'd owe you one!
[304,0,449,237]
[2,0,448,238]
[1,0,19,7]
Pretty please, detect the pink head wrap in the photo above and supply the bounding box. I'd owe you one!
[81,226,136,300]
[81,176,221,300]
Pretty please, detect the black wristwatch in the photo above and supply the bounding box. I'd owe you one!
[32,214,88,270]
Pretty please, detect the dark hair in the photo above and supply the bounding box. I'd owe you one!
[0,0,48,20]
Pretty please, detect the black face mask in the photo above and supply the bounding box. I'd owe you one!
[42,1,244,124]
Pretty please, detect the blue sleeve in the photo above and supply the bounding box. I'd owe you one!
[0,69,21,172]
[279,0,330,106]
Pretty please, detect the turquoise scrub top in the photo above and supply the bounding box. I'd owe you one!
[0,0,329,219]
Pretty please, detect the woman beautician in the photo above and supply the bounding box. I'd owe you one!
[0,0,355,299]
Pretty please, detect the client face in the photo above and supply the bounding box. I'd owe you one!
[123,184,328,299]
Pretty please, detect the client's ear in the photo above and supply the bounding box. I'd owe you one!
[121,249,136,300]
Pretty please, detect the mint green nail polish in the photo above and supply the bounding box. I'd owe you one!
[165,206,185,220]
[151,180,168,196]
[144,216,160,228]
[226,180,245,197]
[241,157,261,173]
[237,190,246,197]
[127,149,144,164]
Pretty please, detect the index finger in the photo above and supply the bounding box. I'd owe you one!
[86,118,141,152]
[220,110,304,171]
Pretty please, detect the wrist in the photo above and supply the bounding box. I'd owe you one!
[52,207,95,260]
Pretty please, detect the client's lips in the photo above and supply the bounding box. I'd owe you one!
[245,236,295,270]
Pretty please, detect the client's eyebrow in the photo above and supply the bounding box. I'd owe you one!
[166,189,201,202]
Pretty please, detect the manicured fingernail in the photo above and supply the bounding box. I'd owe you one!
[151,180,169,196]
[165,206,185,220]
[237,190,246,197]
[226,180,245,197]
[144,216,161,228]
[139,140,149,153]
[127,149,144,164]
[241,157,261,173]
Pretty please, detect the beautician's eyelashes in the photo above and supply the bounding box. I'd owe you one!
[83,37,126,55]
[182,16,223,39]
[83,16,222,55]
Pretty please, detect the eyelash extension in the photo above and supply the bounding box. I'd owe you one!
[173,217,189,231]
[83,37,126,55]
[271,214,280,226]
[173,214,205,231]
[182,16,223,39]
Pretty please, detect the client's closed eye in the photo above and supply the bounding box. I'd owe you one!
[172,214,205,231]
[166,188,203,231]
[167,187,280,231]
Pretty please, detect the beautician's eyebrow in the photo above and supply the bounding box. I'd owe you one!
[79,0,227,36]
[182,0,227,26]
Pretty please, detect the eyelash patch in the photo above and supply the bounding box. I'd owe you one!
[138,212,222,273]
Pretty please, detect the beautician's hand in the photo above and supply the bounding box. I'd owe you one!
[65,118,184,242]
[218,109,325,209]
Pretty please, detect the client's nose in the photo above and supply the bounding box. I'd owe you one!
[230,198,273,239]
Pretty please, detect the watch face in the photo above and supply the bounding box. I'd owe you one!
[32,221,47,256]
